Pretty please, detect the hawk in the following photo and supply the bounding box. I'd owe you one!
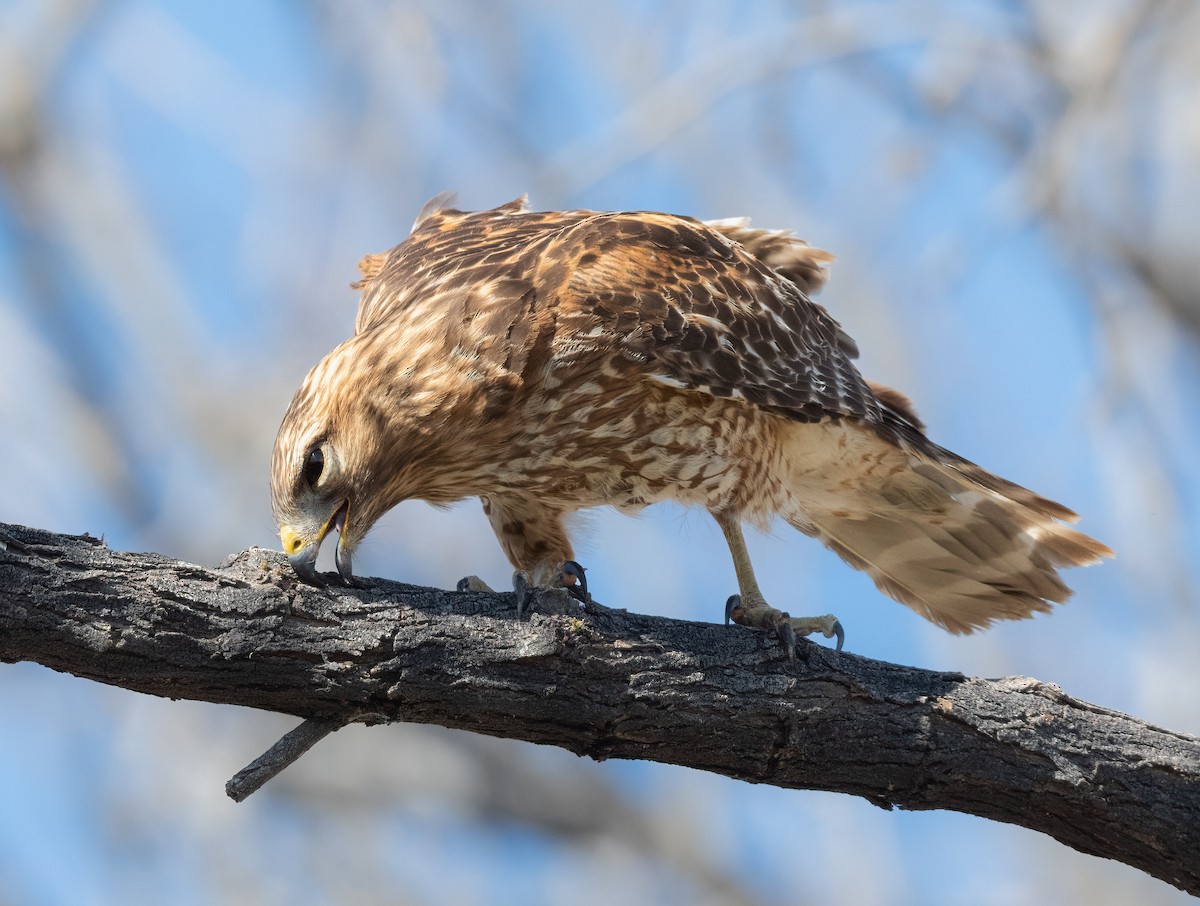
[271,195,1111,658]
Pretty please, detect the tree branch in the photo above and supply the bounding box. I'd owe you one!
[0,521,1196,894]
[225,716,345,802]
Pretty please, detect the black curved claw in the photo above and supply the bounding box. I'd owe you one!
[724,594,741,626]
[563,560,588,603]
[832,619,845,652]
[775,619,798,666]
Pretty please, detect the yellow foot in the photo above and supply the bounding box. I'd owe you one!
[725,594,844,662]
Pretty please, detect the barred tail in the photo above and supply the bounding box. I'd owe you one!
[784,419,1112,633]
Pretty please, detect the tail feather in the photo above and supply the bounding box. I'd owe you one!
[784,421,1113,634]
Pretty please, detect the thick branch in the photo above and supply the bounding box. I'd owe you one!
[1,522,1197,894]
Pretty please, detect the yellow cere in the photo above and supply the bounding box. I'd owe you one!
[281,529,305,555]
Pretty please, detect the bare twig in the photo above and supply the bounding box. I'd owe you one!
[226,717,346,802]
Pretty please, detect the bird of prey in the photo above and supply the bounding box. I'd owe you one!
[271,194,1112,658]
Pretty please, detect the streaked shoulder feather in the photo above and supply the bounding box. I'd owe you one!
[554,210,875,423]
[347,198,879,425]
[704,217,835,297]
[350,196,583,335]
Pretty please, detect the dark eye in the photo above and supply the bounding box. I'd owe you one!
[303,448,324,487]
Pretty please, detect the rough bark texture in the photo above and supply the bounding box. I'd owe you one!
[1,521,1197,894]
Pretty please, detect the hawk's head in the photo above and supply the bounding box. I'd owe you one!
[270,338,389,585]
[271,325,485,584]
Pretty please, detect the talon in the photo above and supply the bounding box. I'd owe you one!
[562,560,588,602]
[786,614,845,652]
[724,594,741,626]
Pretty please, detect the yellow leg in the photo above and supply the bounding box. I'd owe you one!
[713,511,844,659]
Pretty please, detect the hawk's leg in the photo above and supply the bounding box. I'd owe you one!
[456,565,587,614]
[461,494,589,617]
[713,510,844,661]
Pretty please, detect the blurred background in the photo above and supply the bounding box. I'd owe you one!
[2,1,1198,903]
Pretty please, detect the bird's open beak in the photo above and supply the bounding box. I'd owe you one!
[282,500,352,585]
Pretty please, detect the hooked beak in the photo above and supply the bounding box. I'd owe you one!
[288,537,320,583]
[282,500,352,585]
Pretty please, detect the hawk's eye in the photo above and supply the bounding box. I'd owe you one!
[303,448,324,487]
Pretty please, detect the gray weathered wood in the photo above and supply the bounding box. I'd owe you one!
[0,521,1197,894]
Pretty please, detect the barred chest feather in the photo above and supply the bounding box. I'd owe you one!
[471,374,793,523]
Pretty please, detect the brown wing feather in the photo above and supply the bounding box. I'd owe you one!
[704,217,835,297]
[555,212,877,424]
[348,200,878,429]
[351,195,588,338]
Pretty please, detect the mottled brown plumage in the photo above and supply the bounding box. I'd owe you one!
[271,195,1112,651]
